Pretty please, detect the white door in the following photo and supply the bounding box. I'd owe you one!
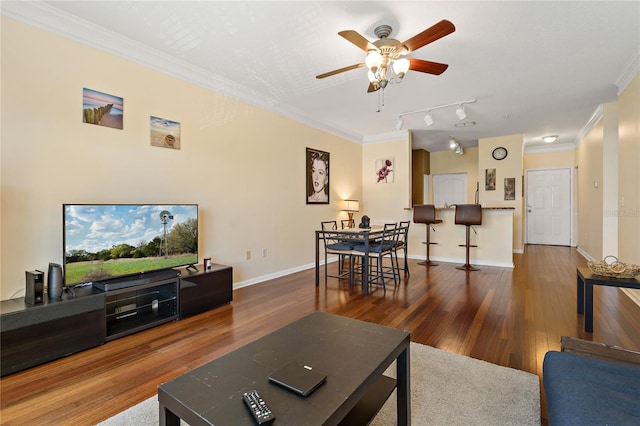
[434,173,467,207]
[526,168,571,245]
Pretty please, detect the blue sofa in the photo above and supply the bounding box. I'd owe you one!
[543,337,640,425]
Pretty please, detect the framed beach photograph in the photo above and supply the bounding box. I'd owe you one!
[306,148,330,204]
[150,116,181,149]
[82,88,123,129]
[375,158,394,183]
[504,177,516,200]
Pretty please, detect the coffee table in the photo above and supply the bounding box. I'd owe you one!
[158,311,411,425]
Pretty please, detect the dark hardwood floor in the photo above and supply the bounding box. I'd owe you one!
[1,245,639,425]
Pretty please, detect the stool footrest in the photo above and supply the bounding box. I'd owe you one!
[421,242,438,245]
[458,244,478,248]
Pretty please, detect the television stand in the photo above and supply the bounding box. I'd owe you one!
[101,270,180,341]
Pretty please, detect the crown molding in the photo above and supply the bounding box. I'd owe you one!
[575,104,604,148]
[616,49,640,95]
[362,130,409,144]
[524,142,576,155]
[1,1,363,145]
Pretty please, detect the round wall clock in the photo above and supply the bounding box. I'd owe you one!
[492,146,508,160]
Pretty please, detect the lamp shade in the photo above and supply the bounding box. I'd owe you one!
[343,200,360,212]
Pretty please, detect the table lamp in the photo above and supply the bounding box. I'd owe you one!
[343,200,360,228]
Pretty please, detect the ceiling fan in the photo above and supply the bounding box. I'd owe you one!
[316,20,455,93]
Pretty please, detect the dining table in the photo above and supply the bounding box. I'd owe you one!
[315,226,386,295]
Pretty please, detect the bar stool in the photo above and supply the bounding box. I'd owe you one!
[454,204,482,271]
[413,204,442,266]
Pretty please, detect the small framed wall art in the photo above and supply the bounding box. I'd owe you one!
[306,148,330,204]
[376,158,394,183]
[82,88,123,129]
[150,116,181,150]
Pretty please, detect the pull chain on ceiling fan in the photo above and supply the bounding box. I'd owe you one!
[316,20,455,93]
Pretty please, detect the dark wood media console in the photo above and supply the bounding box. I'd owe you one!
[176,263,233,319]
[0,263,233,376]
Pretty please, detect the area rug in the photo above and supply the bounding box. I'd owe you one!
[99,342,540,425]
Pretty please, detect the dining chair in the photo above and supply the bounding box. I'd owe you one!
[393,221,411,275]
[341,219,355,229]
[351,223,399,291]
[320,221,354,282]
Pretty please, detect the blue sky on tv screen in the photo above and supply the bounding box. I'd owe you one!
[64,204,197,254]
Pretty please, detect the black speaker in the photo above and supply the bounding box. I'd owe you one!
[48,263,63,300]
[25,270,44,304]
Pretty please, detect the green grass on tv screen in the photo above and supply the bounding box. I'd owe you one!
[65,254,197,285]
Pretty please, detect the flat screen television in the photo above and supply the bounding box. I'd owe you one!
[63,204,198,287]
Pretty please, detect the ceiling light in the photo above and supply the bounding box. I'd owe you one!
[365,50,382,74]
[395,116,403,130]
[543,135,558,143]
[424,112,434,126]
[455,145,464,155]
[392,58,410,79]
[395,98,476,131]
[449,138,458,150]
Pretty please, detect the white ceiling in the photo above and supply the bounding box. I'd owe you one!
[3,1,639,152]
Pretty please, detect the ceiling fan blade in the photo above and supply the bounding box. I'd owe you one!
[408,58,449,75]
[338,30,377,52]
[399,20,455,53]
[316,63,365,79]
[367,82,380,93]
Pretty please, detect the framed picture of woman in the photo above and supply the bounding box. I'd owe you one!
[306,148,330,204]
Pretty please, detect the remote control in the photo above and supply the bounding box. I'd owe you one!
[243,390,275,424]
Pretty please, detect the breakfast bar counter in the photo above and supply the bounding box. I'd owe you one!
[414,207,515,268]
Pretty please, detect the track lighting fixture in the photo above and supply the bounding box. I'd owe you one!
[449,138,458,150]
[395,98,476,129]
[424,112,434,126]
[395,116,404,130]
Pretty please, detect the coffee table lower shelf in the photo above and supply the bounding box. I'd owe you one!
[338,374,396,425]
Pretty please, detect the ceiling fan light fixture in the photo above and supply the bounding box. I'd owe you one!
[367,70,377,83]
[365,50,382,73]
[392,58,410,79]
[543,135,558,143]
[455,105,467,120]
[424,112,434,126]
[395,116,403,130]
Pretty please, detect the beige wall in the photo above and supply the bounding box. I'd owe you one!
[0,17,363,299]
[428,147,480,203]
[361,136,413,228]
[479,135,524,252]
[618,73,640,264]
[576,120,604,259]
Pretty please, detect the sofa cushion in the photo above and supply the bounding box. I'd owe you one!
[543,350,640,425]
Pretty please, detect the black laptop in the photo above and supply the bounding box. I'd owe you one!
[268,362,327,397]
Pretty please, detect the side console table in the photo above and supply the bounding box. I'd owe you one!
[577,267,640,332]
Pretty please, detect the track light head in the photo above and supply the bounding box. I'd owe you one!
[424,112,434,126]
[449,138,458,150]
[455,105,467,120]
[395,116,403,130]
